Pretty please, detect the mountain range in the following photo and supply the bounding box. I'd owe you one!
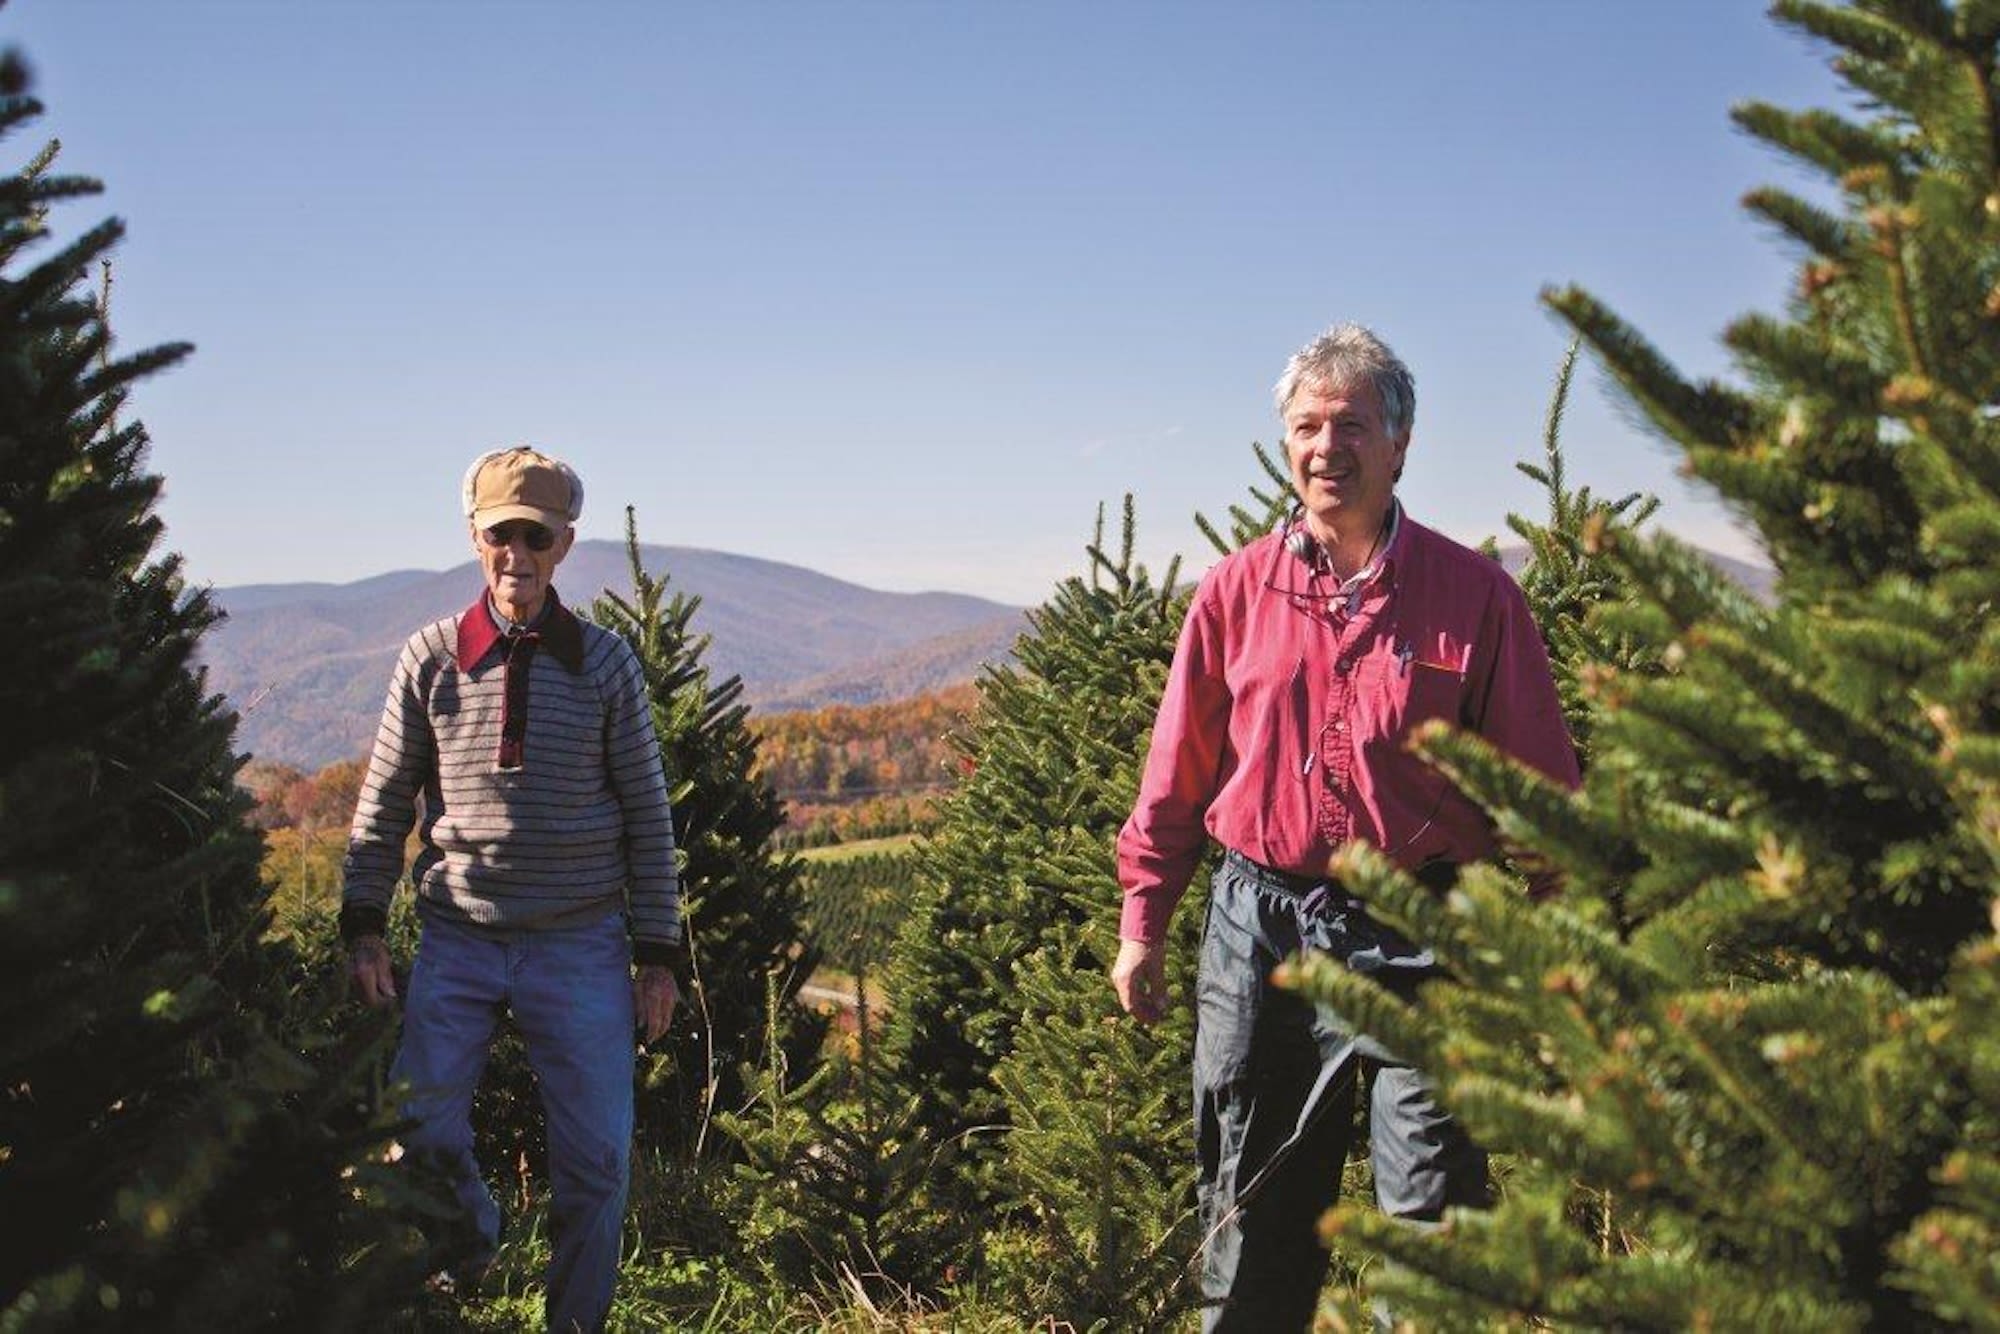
[202,542,1026,770]
[202,539,1776,772]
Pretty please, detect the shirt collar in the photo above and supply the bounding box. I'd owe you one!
[456,585,585,673]
[1336,497,1403,597]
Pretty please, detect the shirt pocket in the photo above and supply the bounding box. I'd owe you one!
[1405,658,1467,732]
[1359,654,1467,741]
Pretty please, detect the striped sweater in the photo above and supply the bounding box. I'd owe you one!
[339,589,683,965]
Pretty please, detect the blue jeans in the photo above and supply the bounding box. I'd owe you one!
[393,912,635,1334]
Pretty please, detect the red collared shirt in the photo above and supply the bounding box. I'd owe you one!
[1117,509,1580,943]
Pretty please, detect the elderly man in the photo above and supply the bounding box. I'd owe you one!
[342,446,684,1333]
[1112,325,1580,1331]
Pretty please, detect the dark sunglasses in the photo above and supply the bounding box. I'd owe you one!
[480,522,558,552]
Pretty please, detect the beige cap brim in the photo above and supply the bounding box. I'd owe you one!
[472,503,570,531]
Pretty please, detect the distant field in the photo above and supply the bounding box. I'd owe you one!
[797,834,919,863]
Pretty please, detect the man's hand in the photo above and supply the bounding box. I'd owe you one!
[1111,937,1169,1025]
[347,934,398,1008]
[634,964,678,1045]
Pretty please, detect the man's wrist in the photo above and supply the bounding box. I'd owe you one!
[634,939,691,985]
[339,904,388,947]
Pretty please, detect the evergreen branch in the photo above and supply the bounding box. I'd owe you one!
[0,137,104,213]
[1960,0,2000,43]
[1663,988,1838,1185]
[1888,378,2000,502]
[1194,442,1292,557]
[1959,37,2000,199]
[1595,524,1769,641]
[6,215,122,314]
[1808,609,1944,677]
[1577,1251,1870,1332]
[1772,0,1913,65]
[73,340,194,404]
[1155,553,1183,612]
[1275,951,1439,1068]
[0,171,102,213]
[1354,842,1676,1009]
[1192,511,1228,559]
[1323,1196,1568,1321]
[1544,285,1753,453]
[1934,557,2000,616]
[1618,800,1761,914]
[0,92,47,141]
[1410,723,1641,900]
[1324,843,1488,981]
[1697,622,1945,803]
[1691,973,1933,1174]
[1453,860,1686,1012]
[1890,1205,2000,1329]
[1725,313,1884,405]
[1875,202,1934,381]
[1544,337,1579,458]
[1870,0,1962,50]
[1731,101,1908,184]
[1934,1149,2000,1224]
[1251,438,1289,489]
[1439,1077,1600,1173]
[1591,677,1797,813]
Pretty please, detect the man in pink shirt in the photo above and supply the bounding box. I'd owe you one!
[1112,324,1580,1331]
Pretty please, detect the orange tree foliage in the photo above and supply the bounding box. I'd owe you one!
[751,684,977,805]
[246,683,979,868]
[239,755,365,832]
[243,756,385,927]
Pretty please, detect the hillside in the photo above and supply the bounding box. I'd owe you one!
[205,538,1771,771]
[1495,542,1776,602]
[751,616,1024,712]
[203,542,1023,769]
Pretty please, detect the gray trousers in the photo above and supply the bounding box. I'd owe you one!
[1195,852,1487,1333]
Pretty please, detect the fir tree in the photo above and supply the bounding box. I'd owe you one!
[1497,339,1662,766]
[1286,3,2000,1326]
[880,501,1191,1181]
[880,483,1294,1314]
[720,851,935,1292]
[981,929,1203,1328]
[0,55,416,1330]
[592,508,820,1158]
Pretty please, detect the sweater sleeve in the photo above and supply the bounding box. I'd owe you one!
[340,635,435,943]
[600,637,684,966]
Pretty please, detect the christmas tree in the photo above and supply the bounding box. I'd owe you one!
[865,499,1194,1303]
[592,508,821,1159]
[0,54,416,1330]
[719,852,936,1293]
[1495,339,1661,767]
[1286,3,2000,1326]
[880,500,1191,1175]
[878,485,1298,1316]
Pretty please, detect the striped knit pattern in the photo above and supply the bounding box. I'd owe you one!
[342,609,681,953]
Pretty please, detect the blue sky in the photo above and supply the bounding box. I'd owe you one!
[11,2,1842,605]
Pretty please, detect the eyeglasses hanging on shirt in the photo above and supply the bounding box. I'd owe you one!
[1263,503,1398,619]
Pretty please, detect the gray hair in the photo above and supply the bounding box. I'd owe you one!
[1273,323,1415,439]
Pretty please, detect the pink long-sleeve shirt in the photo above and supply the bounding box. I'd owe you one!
[1117,510,1580,943]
